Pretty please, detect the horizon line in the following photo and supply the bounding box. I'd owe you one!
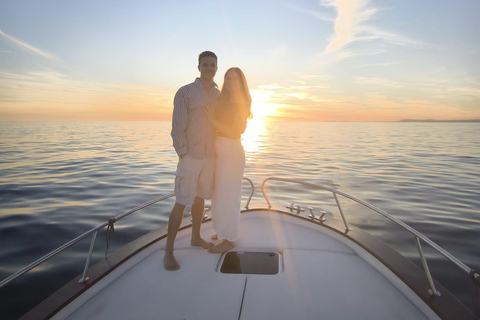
[1,119,480,123]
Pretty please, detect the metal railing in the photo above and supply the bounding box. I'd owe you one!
[0,177,256,289]
[260,177,480,296]
[0,193,175,289]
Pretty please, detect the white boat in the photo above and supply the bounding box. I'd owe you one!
[2,177,479,319]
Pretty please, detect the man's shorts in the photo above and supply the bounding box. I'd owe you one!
[174,154,215,206]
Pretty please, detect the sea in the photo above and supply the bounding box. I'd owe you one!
[1,121,479,319]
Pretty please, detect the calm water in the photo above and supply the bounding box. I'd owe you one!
[1,121,479,319]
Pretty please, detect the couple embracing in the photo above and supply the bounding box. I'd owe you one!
[164,51,251,271]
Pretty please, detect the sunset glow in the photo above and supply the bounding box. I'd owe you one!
[1,1,479,122]
[250,90,282,120]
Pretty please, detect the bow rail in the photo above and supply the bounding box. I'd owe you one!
[261,177,479,296]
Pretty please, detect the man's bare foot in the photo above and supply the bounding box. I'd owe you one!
[211,234,218,240]
[164,252,180,271]
[208,240,234,253]
[191,237,214,249]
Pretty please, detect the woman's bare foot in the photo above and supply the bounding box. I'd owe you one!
[164,252,180,271]
[211,234,218,240]
[208,240,234,253]
[191,237,214,249]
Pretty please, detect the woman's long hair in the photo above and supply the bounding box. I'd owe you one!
[218,67,252,118]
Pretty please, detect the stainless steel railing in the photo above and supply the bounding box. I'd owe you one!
[260,177,480,296]
[0,193,174,288]
[0,177,256,289]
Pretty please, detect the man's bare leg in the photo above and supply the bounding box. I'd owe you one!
[208,239,234,253]
[191,196,214,249]
[164,203,185,271]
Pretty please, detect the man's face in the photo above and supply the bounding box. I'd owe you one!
[198,57,218,81]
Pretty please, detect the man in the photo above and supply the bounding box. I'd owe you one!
[164,51,220,270]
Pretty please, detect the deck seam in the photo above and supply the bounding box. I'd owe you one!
[238,277,248,320]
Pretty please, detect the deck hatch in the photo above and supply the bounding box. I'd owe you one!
[220,251,279,275]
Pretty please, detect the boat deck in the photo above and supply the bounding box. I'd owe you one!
[52,210,440,320]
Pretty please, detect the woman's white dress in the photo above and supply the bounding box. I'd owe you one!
[211,136,245,241]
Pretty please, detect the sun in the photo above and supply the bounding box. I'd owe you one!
[250,90,281,119]
[241,90,282,153]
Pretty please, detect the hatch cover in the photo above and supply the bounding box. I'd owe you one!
[220,251,280,275]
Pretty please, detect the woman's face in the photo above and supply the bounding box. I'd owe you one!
[225,71,242,94]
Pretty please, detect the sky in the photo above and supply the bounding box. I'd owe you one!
[1,0,479,122]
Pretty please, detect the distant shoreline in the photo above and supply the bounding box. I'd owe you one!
[400,119,480,123]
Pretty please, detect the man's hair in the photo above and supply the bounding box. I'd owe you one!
[198,51,217,65]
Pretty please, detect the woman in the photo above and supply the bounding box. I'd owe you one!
[204,67,252,253]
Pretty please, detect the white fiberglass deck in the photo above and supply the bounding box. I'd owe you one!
[52,210,440,320]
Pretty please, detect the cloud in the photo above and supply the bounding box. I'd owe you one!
[294,73,335,80]
[448,86,480,98]
[0,29,59,61]
[321,50,357,65]
[356,76,405,87]
[355,61,403,68]
[259,84,284,90]
[322,0,378,53]
[0,71,176,121]
[358,26,427,47]
[320,0,426,55]
[288,4,334,22]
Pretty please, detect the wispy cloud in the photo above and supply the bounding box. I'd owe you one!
[0,29,59,61]
[294,73,335,80]
[320,0,426,55]
[259,84,284,90]
[313,48,384,67]
[0,71,176,120]
[356,76,405,88]
[358,26,427,47]
[322,0,378,53]
[355,61,403,68]
[288,4,334,22]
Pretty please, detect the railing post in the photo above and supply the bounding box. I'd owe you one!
[261,178,273,209]
[242,177,255,209]
[333,193,351,232]
[414,236,441,297]
[79,231,97,284]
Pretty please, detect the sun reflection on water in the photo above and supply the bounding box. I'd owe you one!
[242,116,265,154]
